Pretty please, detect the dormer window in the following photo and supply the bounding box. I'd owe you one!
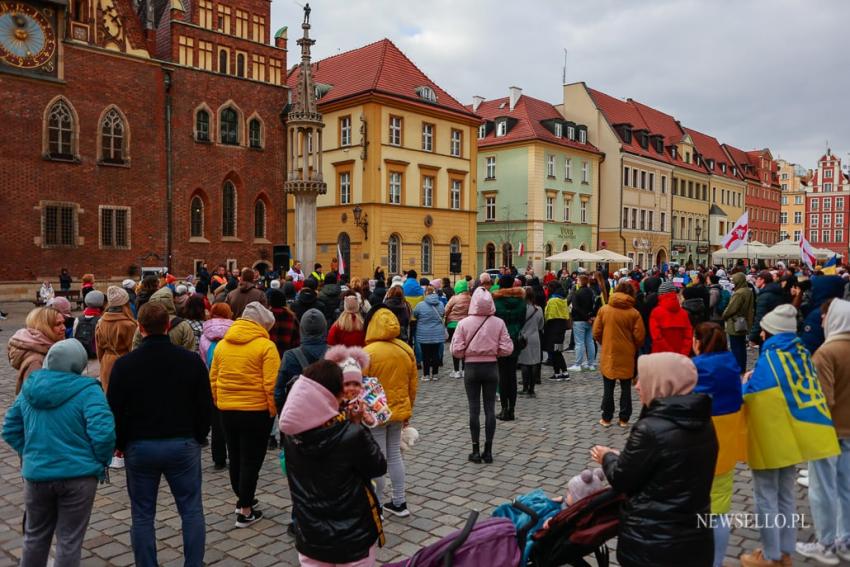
[732,166,737,176]
[579,130,586,144]
[720,163,726,173]
[496,120,507,137]
[671,147,677,159]
[707,159,714,170]
[478,123,486,139]
[567,126,575,140]
[416,86,437,103]
[314,84,331,100]
[685,151,690,163]
[554,123,562,138]
[654,138,663,153]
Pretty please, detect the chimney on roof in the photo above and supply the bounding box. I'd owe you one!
[472,95,484,112]
[509,86,522,111]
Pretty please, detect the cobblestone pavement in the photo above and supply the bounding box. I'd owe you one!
[0,301,822,566]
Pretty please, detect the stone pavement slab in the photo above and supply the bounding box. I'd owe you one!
[0,301,820,566]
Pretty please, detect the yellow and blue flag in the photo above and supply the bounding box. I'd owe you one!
[693,351,747,475]
[743,333,839,470]
[822,254,838,275]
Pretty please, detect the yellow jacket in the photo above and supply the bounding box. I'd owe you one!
[209,319,280,416]
[363,308,418,422]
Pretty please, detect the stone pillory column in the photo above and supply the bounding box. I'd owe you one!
[284,4,325,273]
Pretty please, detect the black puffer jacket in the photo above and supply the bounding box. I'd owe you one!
[602,394,717,567]
[749,282,788,343]
[317,284,342,322]
[291,288,320,321]
[284,419,387,564]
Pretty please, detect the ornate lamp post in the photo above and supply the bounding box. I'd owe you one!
[352,205,368,239]
[695,223,703,267]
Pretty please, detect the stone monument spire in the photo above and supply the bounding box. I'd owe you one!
[284,3,325,274]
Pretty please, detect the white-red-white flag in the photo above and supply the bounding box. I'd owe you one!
[800,236,816,268]
[337,243,346,275]
[517,242,525,256]
[721,211,749,252]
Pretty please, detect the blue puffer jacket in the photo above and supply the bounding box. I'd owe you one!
[403,277,424,298]
[413,293,446,344]
[800,276,845,354]
[3,366,115,481]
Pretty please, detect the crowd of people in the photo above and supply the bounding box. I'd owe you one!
[2,258,849,567]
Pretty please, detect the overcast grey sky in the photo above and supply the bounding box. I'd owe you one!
[271,0,850,170]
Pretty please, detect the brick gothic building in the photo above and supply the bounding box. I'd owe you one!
[723,145,781,245]
[0,0,288,284]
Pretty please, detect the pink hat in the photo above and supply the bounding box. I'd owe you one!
[46,296,71,316]
[430,279,442,290]
[325,345,370,383]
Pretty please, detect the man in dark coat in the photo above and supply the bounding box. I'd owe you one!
[748,271,788,346]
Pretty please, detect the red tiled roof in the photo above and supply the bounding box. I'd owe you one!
[285,38,477,120]
[722,144,760,182]
[684,127,741,181]
[629,99,706,174]
[470,94,600,154]
[586,88,667,163]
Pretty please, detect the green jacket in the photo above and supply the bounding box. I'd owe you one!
[722,273,754,336]
[492,287,527,339]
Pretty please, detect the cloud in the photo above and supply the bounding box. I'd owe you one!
[273,0,850,168]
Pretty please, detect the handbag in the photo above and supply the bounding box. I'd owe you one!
[514,307,538,351]
[733,315,748,333]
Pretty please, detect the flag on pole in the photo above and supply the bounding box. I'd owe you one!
[517,242,525,257]
[721,211,749,252]
[800,236,816,269]
[337,243,346,276]
[822,254,838,275]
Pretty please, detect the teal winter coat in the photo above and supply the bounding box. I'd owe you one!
[2,369,115,481]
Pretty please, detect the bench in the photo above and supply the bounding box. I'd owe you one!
[34,289,84,310]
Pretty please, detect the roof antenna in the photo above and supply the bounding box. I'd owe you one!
[562,48,568,85]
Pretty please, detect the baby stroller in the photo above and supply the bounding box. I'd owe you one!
[528,488,625,567]
[384,506,539,567]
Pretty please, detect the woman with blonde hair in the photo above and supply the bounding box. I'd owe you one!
[8,307,66,393]
[328,294,366,347]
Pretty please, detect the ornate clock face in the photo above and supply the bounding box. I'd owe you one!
[0,2,56,69]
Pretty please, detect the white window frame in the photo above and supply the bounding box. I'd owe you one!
[578,130,586,144]
[340,116,352,146]
[810,214,819,228]
[838,197,845,209]
[581,161,589,183]
[794,211,802,224]
[389,172,402,204]
[824,198,832,211]
[389,116,402,146]
[485,196,496,221]
[546,196,554,220]
[565,158,573,180]
[486,156,496,179]
[547,155,555,177]
[478,123,486,139]
[564,199,571,222]
[824,213,831,227]
[554,123,562,137]
[451,180,461,210]
[567,126,575,140]
[422,176,433,207]
[422,123,433,152]
[580,200,588,223]
[836,213,844,227]
[450,129,462,157]
[496,120,507,137]
[339,171,351,205]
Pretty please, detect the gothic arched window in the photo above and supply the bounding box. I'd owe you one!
[100,108,126,163]
[47,99,75,159]
[222,181,236,237]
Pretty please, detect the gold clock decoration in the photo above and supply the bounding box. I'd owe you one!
[0,2,56,69]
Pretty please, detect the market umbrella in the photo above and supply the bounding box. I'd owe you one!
[545,249,602,262]
[592,249,634,263]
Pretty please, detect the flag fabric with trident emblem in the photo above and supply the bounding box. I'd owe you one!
[743,332,839,470]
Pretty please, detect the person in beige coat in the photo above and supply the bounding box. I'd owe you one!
[96,286,137,392]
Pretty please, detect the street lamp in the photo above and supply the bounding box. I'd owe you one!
[352,205,368,239]
[695,223,703,267]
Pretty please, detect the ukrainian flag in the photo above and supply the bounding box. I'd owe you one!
[693,352,747,475]
[822,254,838,275]
[743,333,840,470]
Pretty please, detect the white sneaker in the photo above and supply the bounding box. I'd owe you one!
[586,365,597,372]
[797,476,809,488]
[109,456,125,469]
[796,541,839,565]
[421,375,431,382]
[836,543,850,561]
[450,370,460,379]
[799,468,809,477]
[567,365,582,373]
[460,369,465,378]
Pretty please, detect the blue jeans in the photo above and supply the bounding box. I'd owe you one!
[752,466,796,561]
[729,334,747,373]
[573,321,596,367]
[125,438,205,567]
[808,438,850,547]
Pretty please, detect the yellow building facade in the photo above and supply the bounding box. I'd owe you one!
[777,159,808,242]
[285,40,480,278]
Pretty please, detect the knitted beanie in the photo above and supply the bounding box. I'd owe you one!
[658,281,677,295]
[106,285,129,307]
[84,290,105,308]
[760,304,798,335]
[242,301,275,331]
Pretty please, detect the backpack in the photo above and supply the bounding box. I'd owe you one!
[74,315,100,359]
[716,288,731,316]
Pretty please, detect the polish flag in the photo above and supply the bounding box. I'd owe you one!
[721,211,749,252]
[800,236,816,268]
[337,243,346,276]
[517,242,525,256]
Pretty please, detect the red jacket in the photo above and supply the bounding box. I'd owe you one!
[649,293,693,356]
[327,324,366,347]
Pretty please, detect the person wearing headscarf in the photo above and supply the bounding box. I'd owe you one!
[8,307,66,394]
[95,286,137,392]
[796,298,850,564]
[209,301,280,528]
[3,339,115,567]
[590,352,717,567]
